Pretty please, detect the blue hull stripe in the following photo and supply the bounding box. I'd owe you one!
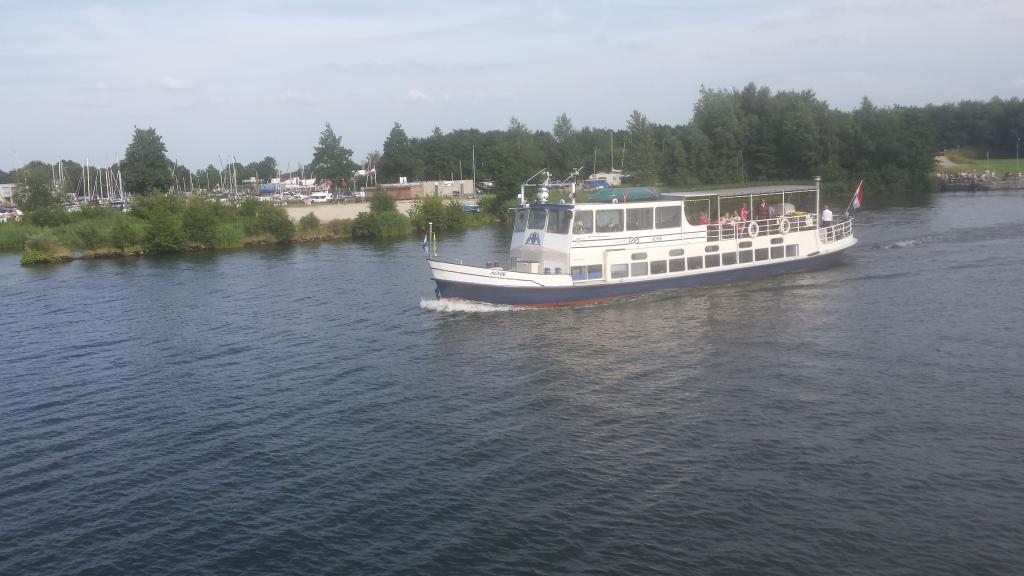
[434,250,847,306]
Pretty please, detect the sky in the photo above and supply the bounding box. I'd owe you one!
[2,0,1022,171]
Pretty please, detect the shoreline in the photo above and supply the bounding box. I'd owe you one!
[284,199,416,222]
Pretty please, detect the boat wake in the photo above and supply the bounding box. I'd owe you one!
[881,239,924,249]
[419,298,520,313]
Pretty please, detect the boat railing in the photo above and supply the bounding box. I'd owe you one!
[819,218,854,244]
[706,214,817,242]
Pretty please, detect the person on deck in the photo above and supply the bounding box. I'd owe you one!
[821,204,833,240]
[740,203,749,220]
[699,212,708,225]
[756,198,771,221]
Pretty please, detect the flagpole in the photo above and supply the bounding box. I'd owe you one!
[846,180,863,213]
[428,221,433,260]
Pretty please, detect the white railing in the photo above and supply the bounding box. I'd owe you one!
[706,214,818,241]
[818,218,854,243]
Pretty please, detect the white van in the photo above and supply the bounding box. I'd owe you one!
[309,191,332,203]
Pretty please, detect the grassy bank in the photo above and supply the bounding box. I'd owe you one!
[938,148,1023,175]
[4,196,358,264]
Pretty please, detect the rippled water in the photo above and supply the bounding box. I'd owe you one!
[2,191,1023,575]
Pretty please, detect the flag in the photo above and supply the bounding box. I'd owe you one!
[849,180,863,211]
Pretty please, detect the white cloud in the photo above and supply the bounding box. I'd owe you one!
[158,76,191,92]
[406,89,430,101]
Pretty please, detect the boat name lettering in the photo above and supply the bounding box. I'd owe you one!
[490,270,507,277]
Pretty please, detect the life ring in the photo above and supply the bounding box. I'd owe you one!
[779,217,791,234]
[747,221,759,238]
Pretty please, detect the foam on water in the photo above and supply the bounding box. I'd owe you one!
[419,297,520,313]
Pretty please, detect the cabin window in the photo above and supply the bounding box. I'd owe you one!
[705,254,720,268]
[610,263,629,279]
[528,208,547,230]
[587,264,603,279]
[785,245,799,257]
[547,209,571,234]
[739,250,753,263]
[631,252,647,261]
[573,210,593,234]
[596,209,624,233]
[669,248,685,257]
[771,246,785,259]
[626,207,653,231]
[722,252,737,266]
[631,262,649,277]
[571,266,586,280]
[656,206,682,229]
[705,245,719,253]
[755,248,770,261]
[514,209,528,232]
[739,241,752,248]
[651,260,667,274]
[687,256,703,270]
[669,258,686,272]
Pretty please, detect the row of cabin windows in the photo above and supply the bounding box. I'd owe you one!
[574,206,682,235]
[515,206,684,236]
[514,208,572,234]
[570,245,800,280]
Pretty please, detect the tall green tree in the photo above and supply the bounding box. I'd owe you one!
[14,161,59,212]
[379,122,421,182]
[310,123,356,190]
[624,110,659,185]
[122,127,173,195]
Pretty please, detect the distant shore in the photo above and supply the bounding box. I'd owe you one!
[284,199,416,222]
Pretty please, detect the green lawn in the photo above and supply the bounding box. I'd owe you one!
[937,150,1024,175]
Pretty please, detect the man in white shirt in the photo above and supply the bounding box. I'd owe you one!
[821,204,833,240]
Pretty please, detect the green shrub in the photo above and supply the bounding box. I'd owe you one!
[369,189,397,213]
[27,206,70,227]
[182,198,219,247]
[211,222,245,249]
[25,231,63,253]
[478,195,519,221]
[298,212,321,233]
[0,223,41,250]
[144,209,187,252]
[132,192,185,221]
[351,211,412,239]
[250,202,295,241]
[67,219,108,250]
[111,216,146,252]
[21,250,55,265]
[324,218,352,237]
[408,196,466,232]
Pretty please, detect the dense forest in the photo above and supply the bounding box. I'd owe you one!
[4,84,1023,208]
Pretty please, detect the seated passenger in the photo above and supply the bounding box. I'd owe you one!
[699,211,708,225]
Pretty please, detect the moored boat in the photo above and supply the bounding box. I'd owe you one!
[427,178,857,307]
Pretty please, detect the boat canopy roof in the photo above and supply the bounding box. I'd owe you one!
[586,186,661,203]
[661,184,818,199]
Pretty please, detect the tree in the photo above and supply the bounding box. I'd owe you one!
[624,110,659,185]
[14,161,60,213]
[254,156,277,181]
[379,122,421,182]
[310,123,356,190]
[122,127,173,195]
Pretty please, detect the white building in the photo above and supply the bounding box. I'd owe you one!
[0,183,15,206]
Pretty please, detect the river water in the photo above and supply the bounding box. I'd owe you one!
[2,190,1023,575]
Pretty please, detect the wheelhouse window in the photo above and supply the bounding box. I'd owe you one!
[547,209,571,234]
[528,208,547,230]
[626,207,653,231]
[573,210,593,234]
[655,205,682,229]
[596,209,624,233]
[514,209,528,233]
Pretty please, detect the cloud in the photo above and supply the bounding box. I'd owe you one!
[406,89,430,101]
[279,90,318,105]
[158,76,191,91]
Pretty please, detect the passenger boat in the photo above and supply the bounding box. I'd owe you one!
[427,177,857,306]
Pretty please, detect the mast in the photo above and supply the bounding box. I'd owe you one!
[471,145,476,187]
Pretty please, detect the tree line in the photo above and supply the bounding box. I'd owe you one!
[5,83,1023,208]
